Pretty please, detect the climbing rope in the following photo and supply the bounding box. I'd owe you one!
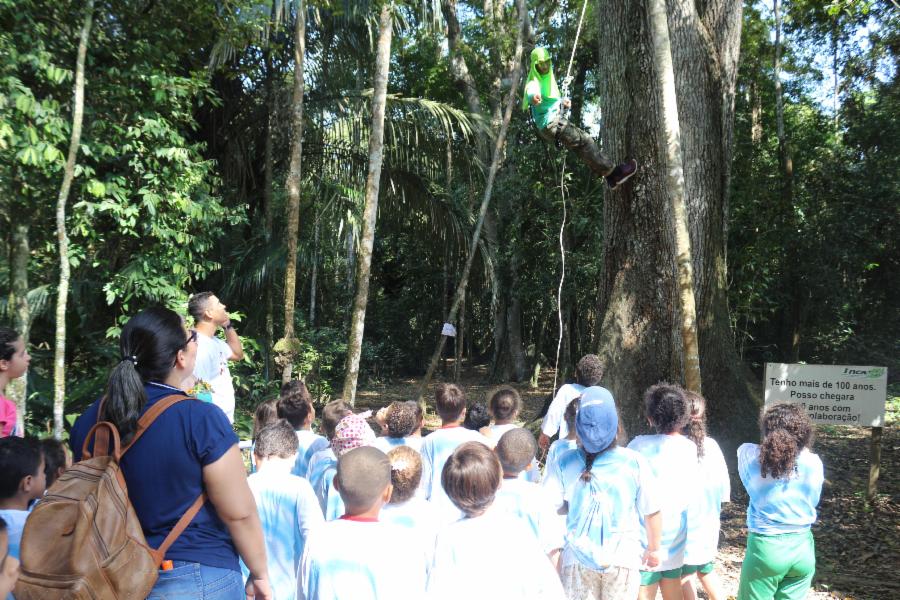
[559,0,589,116]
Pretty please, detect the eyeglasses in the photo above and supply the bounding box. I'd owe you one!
[185,329,198,347]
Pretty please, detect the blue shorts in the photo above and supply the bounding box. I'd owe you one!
[147,561,244,600]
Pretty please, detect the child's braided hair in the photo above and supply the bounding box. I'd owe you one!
[682,390,707,460]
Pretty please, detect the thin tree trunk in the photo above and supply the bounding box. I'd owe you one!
[309,216,319,325]
[263,7,276,381]
[648,0,701,393]
[342,2,393,406]
[417,0,529,403]
[774,0,793,196]
[278,0,306,383]
[53,0,94,439]
[750,79,762,143]
[453,288,465,382]
[9,220,29,434]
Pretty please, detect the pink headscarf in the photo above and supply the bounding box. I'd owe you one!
[331,412,376,456]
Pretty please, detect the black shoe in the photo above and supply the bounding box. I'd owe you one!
[606,159,638,190]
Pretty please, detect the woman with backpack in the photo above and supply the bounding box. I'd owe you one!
[69,307,272,599]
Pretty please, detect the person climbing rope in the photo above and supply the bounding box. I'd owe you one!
[523,47,637,189]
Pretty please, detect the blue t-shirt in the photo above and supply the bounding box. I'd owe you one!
[70,381,239,570]
[292,430,329,479]
[738,443,824,535]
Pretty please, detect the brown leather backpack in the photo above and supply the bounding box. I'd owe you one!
[14,394,206,600]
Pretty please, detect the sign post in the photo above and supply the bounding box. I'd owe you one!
[764,363,888,501]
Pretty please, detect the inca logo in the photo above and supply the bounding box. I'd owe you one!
[842,367,885,379]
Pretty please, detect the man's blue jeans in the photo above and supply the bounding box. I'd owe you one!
[147,561,244,600]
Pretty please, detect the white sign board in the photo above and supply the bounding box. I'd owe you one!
[764,363,888,427]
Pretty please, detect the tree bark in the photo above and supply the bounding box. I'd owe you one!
[648,0,702,393]
[595,0,757,446]
[9,220,29,434]
[263,2,277,381]
[417,0,529,403]
[52,0,93,438]
[277,0,306,384]
[309,216,319,326]
[342,1,393,406]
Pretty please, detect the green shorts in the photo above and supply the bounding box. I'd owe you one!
[640,567,683,586]
[682,562,715,575]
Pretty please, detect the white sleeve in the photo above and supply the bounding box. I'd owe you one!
[541,386,573,437]
[542,452,567,511]
[296,478,325,541]
[707,438,731,504]
[635,454,662,516]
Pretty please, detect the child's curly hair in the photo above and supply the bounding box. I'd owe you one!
[386,401,421,438]
[387,446,422,504]
[759,403,813,479]
[682,390,707,459]
[643,383,690,434]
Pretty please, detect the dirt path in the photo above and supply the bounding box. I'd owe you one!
[352,366,898,599]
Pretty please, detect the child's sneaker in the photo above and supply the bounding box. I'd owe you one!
[606,159,638,190]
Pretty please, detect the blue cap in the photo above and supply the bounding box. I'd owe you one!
[575,386,619,453]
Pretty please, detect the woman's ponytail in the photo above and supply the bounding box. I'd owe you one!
[101,358,147,444]
[99,307,189,444]
[683,391,707,460]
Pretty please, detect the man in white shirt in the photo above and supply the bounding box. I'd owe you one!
[188,291,244,422]
[538,354,606,452]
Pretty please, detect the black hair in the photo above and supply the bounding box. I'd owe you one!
[643,383,690,434]
[0,437,42,499]
[759,403,814,479]
[277,380,313,429]
[488,387,521,422]
[463,402,490,431]
[442,441,502,518]
[321,400,352,440]
[187,291,215,322]
[564,398,578,431]
[254,420,300,459]
[386,401,420,438]
[0,327,20,362]
[575,355,605,387]
[41,438,69,488]
[495,428,536,475]
[579,434,620,483]
[252,399,279,443]
[101,307,191,444]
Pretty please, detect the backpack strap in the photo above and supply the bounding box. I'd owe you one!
[120,393,191,455]
[119,393,210,567]
[81,421,122,461]
[149,493,207,567]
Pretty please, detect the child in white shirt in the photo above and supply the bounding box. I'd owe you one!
[300,447,426,600]
[485,387,539,482]
[381,446,440,567]
[426,441,565,600]
[627,384,701,600]
[419,384,488,522]
[544,396,579,484]
[318,413,377,521]
[0,437,45,568]
[493,428,563,561]
[538,354,605,453]
[680,391,729,600]
[546,386,661,600]
[307,400,352,515]
[242,420,323,600]
[278,381,329,478]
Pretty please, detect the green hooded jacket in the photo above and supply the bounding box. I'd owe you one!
[522,47,560,130]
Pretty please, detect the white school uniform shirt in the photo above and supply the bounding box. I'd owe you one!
[426,506,565,600]
[301,517,427,600]
[483,423,541,483]
[738,443,824,535]
[544,438,578,483]
[381,496,442,567]
[293,430,329,479]
[493,478,564,554]
[419,426,490,522]
[627,434,701,571]
[545,447,660,571]
[193,332,236,422]
[307,448,342,517]
[684,436,730,565]
[240,469,324,600]
[372,435,423,454]
[540,383,585,439]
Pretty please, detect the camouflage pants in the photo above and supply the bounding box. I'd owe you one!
[538,117,616,177]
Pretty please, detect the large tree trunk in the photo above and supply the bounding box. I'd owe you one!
[277,0,305,384]
[8,220,29,434]
[417,0,529,403]
[648,0,701,393]
[596,0,758,447]
[342,2,393,406]
[53,0,93,439]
